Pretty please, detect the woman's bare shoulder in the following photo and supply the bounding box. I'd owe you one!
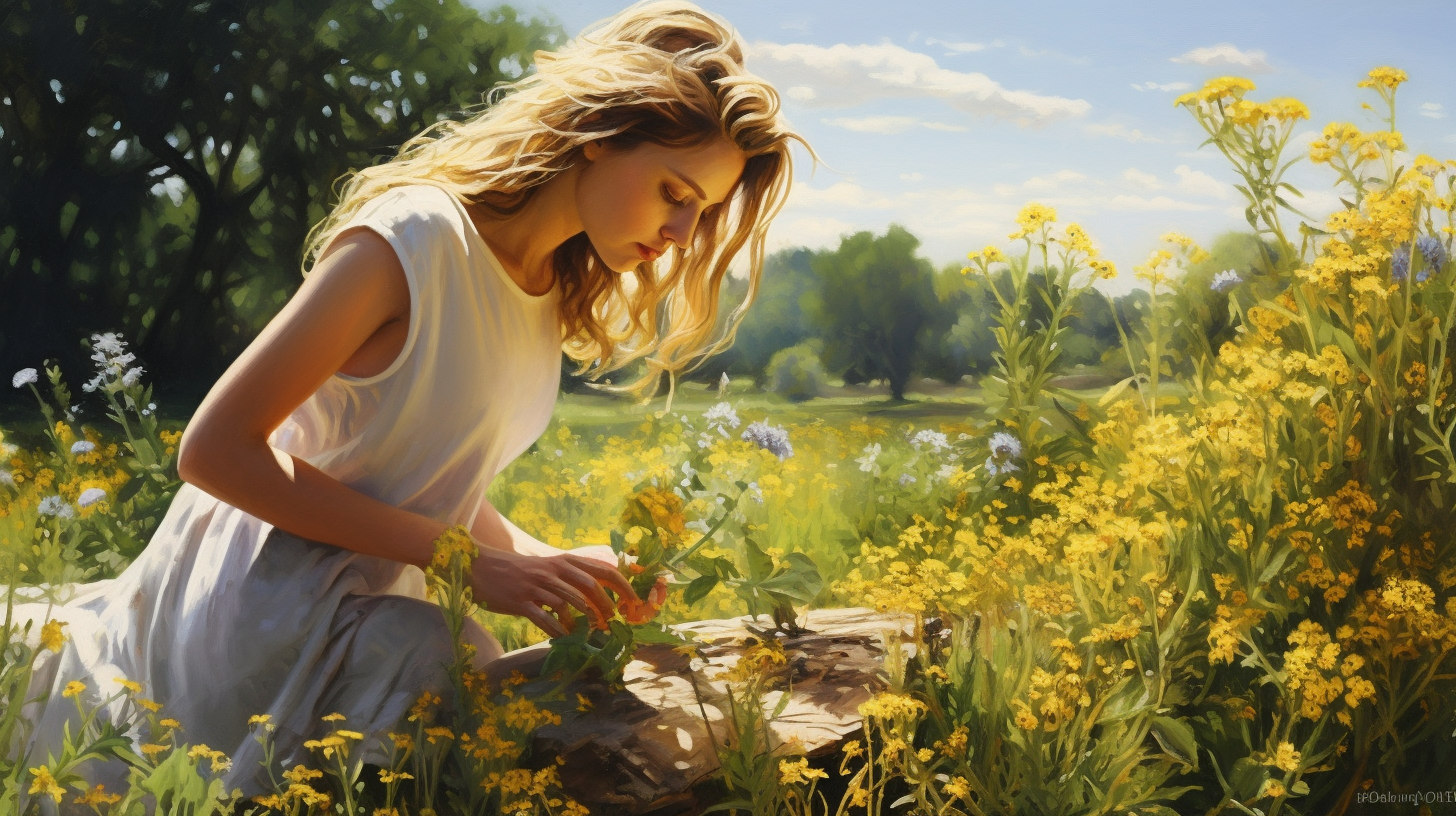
[178,228,409,477]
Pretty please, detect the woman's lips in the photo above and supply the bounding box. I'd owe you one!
[637,243,661,262]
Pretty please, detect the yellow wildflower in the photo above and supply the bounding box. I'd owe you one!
[28,767,65,803]
[1266,741,1302,773]
[62,680,86,698]
[1009,203,1057,240]
[778,757,827,785]
[1357,66,1407,91]
[40,620,67,652]
[75,784,123,806]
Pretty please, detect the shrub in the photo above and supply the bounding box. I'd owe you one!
[764,342,827,402]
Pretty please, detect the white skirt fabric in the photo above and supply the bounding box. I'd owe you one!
[15,483,461,799]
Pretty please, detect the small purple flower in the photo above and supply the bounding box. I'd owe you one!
[1210,269,1243,293]
[741,420,793,461]
[897,473,917,487]
[1392,238,1448,283]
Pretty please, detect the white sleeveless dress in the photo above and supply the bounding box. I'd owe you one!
[15,183,564,797]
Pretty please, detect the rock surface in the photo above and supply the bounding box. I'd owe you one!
[487,608,916,815]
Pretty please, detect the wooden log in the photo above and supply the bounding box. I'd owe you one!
[485,608,917,815]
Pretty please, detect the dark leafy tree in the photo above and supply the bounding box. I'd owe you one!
[1,0,561,405]
[803,225,940,401]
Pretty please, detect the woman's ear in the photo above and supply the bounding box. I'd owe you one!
[582,140,604,162]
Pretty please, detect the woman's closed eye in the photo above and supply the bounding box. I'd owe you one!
[661,184,689,207]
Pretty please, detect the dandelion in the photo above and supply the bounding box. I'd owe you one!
[37,495,77,519]
[63,680,86,698]
[78,488,108,508]
[12,368,38,388]
[741,420,793,461]
[115,678,143,694]
[1210,269,1244,292]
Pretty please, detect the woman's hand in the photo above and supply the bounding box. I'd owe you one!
[469,546,639,638]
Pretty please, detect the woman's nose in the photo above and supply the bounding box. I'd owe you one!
[662,209,698,249]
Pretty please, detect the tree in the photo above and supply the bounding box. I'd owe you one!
[1,0,561,403]
[804,225,940,401]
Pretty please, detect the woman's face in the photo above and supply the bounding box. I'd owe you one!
[576,136,748,273]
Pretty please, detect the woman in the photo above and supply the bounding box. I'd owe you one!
[19,0,805,798]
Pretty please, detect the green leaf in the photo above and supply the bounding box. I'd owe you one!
[683,575,719,606]
[1150,715,1199,770]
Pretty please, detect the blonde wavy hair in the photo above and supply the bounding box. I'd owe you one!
[301,0,808,403]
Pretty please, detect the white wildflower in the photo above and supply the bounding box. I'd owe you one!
[78,488,108,507]
[70,440,96,454]
[121,367,145,387]
[11,368,38,388]
[855,443,882,473]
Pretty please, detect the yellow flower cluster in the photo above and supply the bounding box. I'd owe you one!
[1174,76,1256,107]
[1357,66,1407,91]
[1008,203,1057,241]
[778,756,828,786]
[1282,620,1374,721]
[430,524,477,571]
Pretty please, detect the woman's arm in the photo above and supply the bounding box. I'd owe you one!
[471,495,617,563]
[177,227,634,635]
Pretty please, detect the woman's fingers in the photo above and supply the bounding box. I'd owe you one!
[567,555,641,601]
[543,575,607,626]
[554,565,616,620]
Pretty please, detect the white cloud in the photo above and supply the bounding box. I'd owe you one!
[1084,122,1161,143]
[787,85,816,102]
[1123,168,1162,190]
[821,116,968,134]
[747,41,1090,126]
[1106,194,1209,212]
[788,181,896,209]
[1023,170,1087,191]
[1171,43,1272,72]
[900,172,924,182]
[767,215,857,252]
[1132,81,1192,92]
[1421,102,1445,120]
[822,115,918,134]
[1173,165,1230,199]
[924,37,999,54]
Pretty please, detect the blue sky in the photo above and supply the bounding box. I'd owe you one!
[507,0,1456,294]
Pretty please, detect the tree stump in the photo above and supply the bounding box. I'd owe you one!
[486,608,916,815]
